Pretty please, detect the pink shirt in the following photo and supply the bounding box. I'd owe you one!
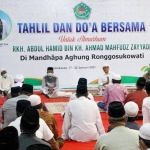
[103,83,128,109]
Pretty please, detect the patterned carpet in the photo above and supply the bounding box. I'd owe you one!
[45,101,105,114]
[45,102,68,114]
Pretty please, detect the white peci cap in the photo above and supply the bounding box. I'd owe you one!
[102,63,109,67]
[124,101,139,117]
[139,123,150,140]
[15,74,24,83]
[28,94,41,106]
[112,74,121,80]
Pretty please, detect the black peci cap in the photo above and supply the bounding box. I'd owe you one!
[137,77,146,87]
[11,86,21,93]
[21,84,33,93]
[47,67,53,71]
[16,100,31,114]
[0,126,19,150]
[78,78,87,86]
[76,85,87,95]
[21,106,39,131]
[108,101,125,119]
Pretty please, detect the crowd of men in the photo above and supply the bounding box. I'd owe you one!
[0,65,150,150]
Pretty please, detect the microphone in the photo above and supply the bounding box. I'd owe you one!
[107,76,109,82]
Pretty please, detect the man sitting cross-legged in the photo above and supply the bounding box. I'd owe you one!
[61,77,94,118]
[1,83,33,128]
[62,85,105,142]
[97,74,128,111]
[41,67,60,98]
[28,94,64,149]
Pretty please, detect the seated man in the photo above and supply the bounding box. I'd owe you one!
[0,69,14,96]
[124,77,147,118]
[28,95,64,149]
[61,78,94,118]
[94,101,140,150]
[41,67,59,97]
[139,123,150,150]
[19,106,56,150]
[108,101,140,132]
[9,100,59,150]
[6,86,21,100]
[9,100,31,133]
[1,83,33,128]
[97,74,128,111]
[62,85,105,142]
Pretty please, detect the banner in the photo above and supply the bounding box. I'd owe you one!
[0,0,149,86]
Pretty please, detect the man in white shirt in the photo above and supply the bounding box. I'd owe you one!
[142,81,150,124]
[19,106,54,150]
[9,100,31,135]
[0,69,14,96]
[62,85,105,142]
[94,101,140,150]
[139,123,150,150]
[62,78,94,118]
[9,100,54,143]
[0,19,10,40]
[98,63,114,95]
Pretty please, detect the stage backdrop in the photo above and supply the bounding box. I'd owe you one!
[0,0,150,86]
